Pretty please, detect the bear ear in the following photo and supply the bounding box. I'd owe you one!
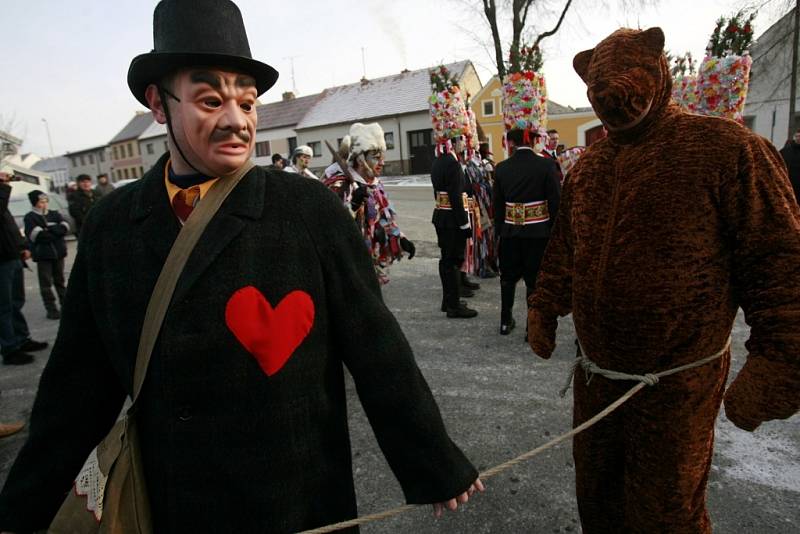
[573,49,594,82]
[639,27,665,54]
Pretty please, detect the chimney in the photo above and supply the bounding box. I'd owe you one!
[360,77,369,86]
[282,91,296,101]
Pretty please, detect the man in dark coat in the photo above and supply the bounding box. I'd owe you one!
[0,1,482,532]
[780,128,800,204]
[23,190,69,320]
[67,174,98,236]
[493,128,561,335]
[0,176,48,366]
[431,135,478,318]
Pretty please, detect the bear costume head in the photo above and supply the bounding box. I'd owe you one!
[574,27,673,134]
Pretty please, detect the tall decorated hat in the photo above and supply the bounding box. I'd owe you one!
[465,96,481,157]
[674,11,755,123]
[429,65,470,155]
[127,0,279,107]
[502,45,548,146]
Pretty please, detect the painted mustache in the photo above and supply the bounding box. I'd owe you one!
[210,129,251,144]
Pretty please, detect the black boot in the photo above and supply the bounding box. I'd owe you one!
[461,272,481,290]
[500,281,517,335]
[446,266,477,318]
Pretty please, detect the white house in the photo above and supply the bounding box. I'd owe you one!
[253,92,322,167]
[294,61,482,175]
[745,9,799,148]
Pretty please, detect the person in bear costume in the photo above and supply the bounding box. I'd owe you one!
[527,27,800,533]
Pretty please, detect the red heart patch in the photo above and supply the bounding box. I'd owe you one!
[225,286,315,376]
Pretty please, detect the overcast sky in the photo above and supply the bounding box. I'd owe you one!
[1,0,790,157]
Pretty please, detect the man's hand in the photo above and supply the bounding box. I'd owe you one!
[432,478,485,518]
[723,377,762,432]
[527,308,556,359]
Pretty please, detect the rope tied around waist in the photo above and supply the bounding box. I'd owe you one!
[559,339,731,398]
[298,338,731,534]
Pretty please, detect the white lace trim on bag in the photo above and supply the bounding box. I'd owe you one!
[73,448,107,521]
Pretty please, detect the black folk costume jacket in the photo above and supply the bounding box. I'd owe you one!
[493,148,562,239]
[431,153,469,229]
[0,154,478,533]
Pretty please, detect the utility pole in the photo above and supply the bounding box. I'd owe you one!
[283,55,300,94]
[789,0,799,142]
[41,118,54,156]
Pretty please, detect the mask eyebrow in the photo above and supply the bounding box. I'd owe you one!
[236,75,257,89]
[189,70,222,90]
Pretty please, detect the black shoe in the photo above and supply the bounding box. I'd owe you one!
[500,318,517,335]
[46,309,61,320]
[460,287,475,298]
[441,299,467,312]
[19,339,48,352]
[461,276,481,290]
[446,305,478,318]
[3,351,34,365]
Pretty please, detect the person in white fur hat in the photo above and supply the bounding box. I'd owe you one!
[323,122,415,284]
[285,144,318,179]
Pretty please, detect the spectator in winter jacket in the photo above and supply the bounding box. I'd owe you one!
[93,173,115,198]
[67,174,98,236]
[780,128,800,204]
[23,191,69,320]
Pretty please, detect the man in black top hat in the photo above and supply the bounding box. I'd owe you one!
[0,1,482,532]
[494,128,561,335]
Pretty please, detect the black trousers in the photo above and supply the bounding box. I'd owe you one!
[498,237,548,323]
[435,226,466,309]
[36,258,66,312]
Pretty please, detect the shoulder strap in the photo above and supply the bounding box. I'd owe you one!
[131,161,255,401]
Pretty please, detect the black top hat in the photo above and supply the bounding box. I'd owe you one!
[127,0,279,107]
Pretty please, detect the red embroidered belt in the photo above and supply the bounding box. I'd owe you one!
[504,201,549,225]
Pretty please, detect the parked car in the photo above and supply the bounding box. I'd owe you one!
[6,181,76,238]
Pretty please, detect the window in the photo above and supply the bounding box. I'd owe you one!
[98,151,104,162]
[127,143,134,158]
[384,132,395,150]
[743,116,755,131]
[112,147,118,160]
[146,143,154,155]
[88,154,94,164]
[288,137,297,154]
[71,157,77,168]
[483,100,495,116]
[336,138,343,147]
[124,168,129,179]
[308,141,322,157]
[79,155,85,166]
[255,140,271,158]
[140,166,144,176]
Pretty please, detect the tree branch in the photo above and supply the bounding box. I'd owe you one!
[532,0,574,49]
[484,0,507,78]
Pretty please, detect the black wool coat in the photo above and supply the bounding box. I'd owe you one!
[430,153,469,229]
[0,154,478,533]
[493,149,561,239]
[779,141,800,204]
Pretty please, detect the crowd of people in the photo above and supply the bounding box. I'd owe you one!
[0,1,798,533]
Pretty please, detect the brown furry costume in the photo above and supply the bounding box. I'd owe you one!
[527,27,800,533]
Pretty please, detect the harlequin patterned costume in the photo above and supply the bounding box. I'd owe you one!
[527,27,800,533]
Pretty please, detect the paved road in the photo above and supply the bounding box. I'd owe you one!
[0,188,797,533]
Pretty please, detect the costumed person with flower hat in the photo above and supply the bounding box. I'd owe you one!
[286,144,318,179]
[429,67,478,318]
[494,55,560,337]
[528,27,800,533]
[323,122,415,285]
[0,1,483,532]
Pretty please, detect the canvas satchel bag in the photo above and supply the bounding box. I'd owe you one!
[49,161,255,534]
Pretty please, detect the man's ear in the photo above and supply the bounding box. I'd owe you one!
[573,49,594,83]
[639,27,665,55]
[145,84,167,124]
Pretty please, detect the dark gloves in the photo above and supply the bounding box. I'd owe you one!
[374,224,387,246]
[36,229,54,243]
[48,223,67,237]
[350,185,369,211]
[400,237,415,259]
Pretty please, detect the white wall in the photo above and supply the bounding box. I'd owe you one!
[254,127,296,166]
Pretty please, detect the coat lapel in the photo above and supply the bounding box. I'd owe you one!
[130,155,180,266]
[171,166,265,304]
